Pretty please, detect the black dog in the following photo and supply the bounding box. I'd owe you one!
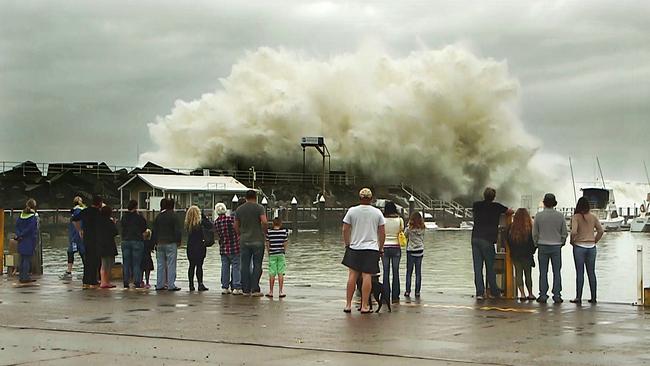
[356,275,391,313]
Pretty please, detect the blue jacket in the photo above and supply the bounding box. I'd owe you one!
[16,212,39,256]
[68,206,86,254]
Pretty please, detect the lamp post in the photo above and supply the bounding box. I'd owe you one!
[231,194,239,212]
[261,196,268,219]
[249,166,256,190]
[291,197,298,236]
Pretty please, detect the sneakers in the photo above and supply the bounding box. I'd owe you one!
[231,289,243,295]
[60,272,72,280]
[221,288,231,294]
[198,284,209,292]
[476,295,485,301]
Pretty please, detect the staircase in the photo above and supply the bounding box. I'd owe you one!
[400,183,472,219]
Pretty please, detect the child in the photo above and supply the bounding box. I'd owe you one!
[141,229,154,289]
[265,217,288,298]
[404,211,425,298]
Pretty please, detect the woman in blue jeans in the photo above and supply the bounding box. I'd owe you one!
[569,197,604,304]
[404,212,425,297]
[382,202,403,303]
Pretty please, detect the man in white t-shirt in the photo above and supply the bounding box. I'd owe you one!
[341,188,386,314]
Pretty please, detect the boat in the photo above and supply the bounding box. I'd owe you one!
[581,188,624,232]
[630,196,650,232]
[630,163,650,233]
[423,213,438,230]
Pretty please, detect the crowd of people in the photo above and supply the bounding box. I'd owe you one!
[13,190,290,298]
[341,187,605,313]
[12,186,604,309]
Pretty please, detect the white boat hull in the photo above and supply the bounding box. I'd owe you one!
[601,217,624,232]
[630,216,650,232]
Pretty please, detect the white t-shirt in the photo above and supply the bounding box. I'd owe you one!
[343,204,386,251]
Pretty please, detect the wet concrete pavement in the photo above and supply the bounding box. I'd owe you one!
[1,276,649,365]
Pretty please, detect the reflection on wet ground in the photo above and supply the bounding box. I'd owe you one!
[41,230,650,303]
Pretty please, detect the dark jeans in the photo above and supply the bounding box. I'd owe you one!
[19,254,32,281]
[83,253,100,285]
[472,238,500,297]
[573,246,597,300]
[188,257,205,287]
[240,241,264,293]
[122,240,144,286]
[383,247,401,300]
[405,252,423,294]
[538,245,562,300]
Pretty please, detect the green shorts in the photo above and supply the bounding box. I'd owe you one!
[268,254,286,276]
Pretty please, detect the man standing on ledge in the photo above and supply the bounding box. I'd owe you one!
[533,193,567,304]
[342,188,385,314]
[235,190,268,296]
[471,187,513,300]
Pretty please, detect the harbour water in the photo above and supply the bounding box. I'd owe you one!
[39,229,650,303]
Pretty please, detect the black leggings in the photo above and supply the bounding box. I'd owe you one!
[188,258,204,286]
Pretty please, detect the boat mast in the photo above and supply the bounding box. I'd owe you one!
[596,156,606,189]
[644,161,650,187]
[569,157,578,205]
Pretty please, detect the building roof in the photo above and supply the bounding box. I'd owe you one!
[118,173,249,192]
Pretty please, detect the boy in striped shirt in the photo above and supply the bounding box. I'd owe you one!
[266,217,288,298]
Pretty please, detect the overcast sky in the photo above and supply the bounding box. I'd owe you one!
[1,0,648,183]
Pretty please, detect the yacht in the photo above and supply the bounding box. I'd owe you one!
[581,188,624,231]
[630,196,650,232]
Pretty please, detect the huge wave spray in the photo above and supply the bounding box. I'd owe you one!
[143,45,544,201]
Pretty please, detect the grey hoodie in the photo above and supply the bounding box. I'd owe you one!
[405,227,425,253]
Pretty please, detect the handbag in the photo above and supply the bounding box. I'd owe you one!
[398,231,407,247]
[398,218,407,248]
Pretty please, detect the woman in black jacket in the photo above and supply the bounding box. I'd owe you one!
[185,206,208,291]
[98,205,118,289]
[507,208,537,301]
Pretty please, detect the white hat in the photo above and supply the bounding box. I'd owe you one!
[359,188,373,199]
[215,202,227,215]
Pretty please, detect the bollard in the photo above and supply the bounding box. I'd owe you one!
[408,196,415,217]
[0,208,4,274]
[637,244,644,306]
[291,197,298,236]
[318,195,326,233]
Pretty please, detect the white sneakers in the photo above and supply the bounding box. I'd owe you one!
[231,289,243,295]
[221,288,231,295]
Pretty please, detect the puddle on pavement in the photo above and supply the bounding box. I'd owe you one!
[80,316,115,324]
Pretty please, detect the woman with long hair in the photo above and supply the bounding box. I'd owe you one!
[507,208,536,301]
[382,201,403,303]
[404,211,425,297]
[570,197,604,304]
[185,205,208,291]
[97,205,118,289]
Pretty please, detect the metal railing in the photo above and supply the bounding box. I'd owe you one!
[0,161,357,186]
[400,183,472,218]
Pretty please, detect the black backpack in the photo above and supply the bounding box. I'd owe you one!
[201,218,215,247]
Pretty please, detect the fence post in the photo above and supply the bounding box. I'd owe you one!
[0,208,4,274]
[231,195,239,213]
[636,244,644,306]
